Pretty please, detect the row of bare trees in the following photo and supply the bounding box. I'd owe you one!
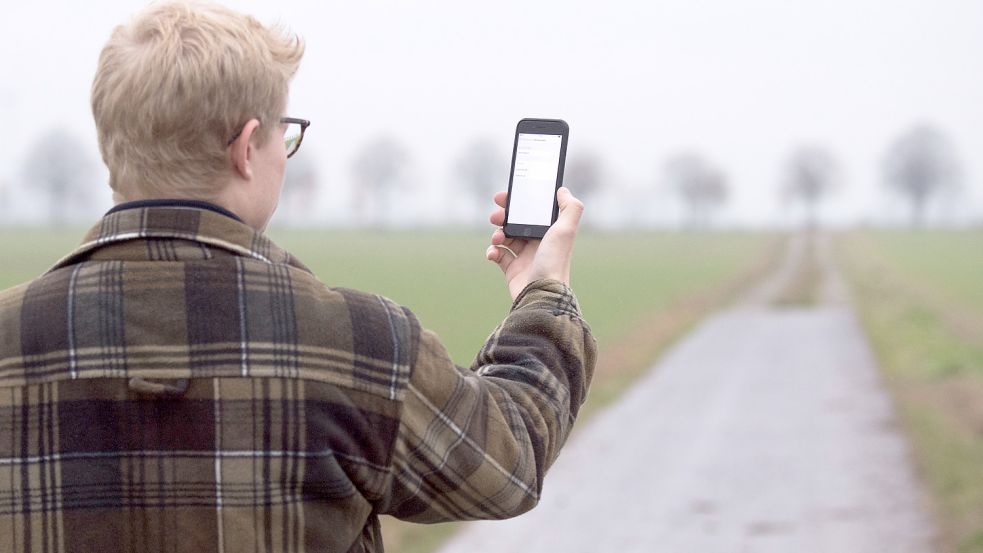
[2,123,966,227]
[662,124,962,228]
[783,125,961,228]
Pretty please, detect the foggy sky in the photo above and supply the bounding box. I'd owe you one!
[2,0,981,227]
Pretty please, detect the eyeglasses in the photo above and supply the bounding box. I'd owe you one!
[281,117,310,158]
[227,117,311,158]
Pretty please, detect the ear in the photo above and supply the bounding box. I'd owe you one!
[229,119,261,180]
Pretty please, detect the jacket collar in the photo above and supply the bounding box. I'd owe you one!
[105,198,245,223]
[48,203,310,273]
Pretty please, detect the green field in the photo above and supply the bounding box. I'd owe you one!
[0,226,778,553]
[0,227,776,367]
[837,230,983,553]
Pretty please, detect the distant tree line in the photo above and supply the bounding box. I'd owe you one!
[4,122,965,228]
[659,123,962,229]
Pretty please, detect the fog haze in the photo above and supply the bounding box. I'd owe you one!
[2,0,981,227]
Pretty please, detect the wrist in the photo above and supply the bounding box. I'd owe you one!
[510,278,574,309]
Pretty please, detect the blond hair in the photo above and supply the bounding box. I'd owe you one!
[91,1,304,201]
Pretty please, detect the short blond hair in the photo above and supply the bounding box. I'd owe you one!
[92,1,304,201]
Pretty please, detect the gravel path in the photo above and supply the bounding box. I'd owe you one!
[436,235,936,553]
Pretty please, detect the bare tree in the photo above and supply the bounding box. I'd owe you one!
[275,154,319,226]
[350,136,409,227]
[564,150,604,200]
[782,146,837,229]
[664,153,728,228]
[21,128,97,225]
[883,124,960,227]
[455,138,506,216]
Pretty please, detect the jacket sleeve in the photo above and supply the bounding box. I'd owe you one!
[378,279,597,522]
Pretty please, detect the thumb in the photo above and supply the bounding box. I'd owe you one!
[554,187,584,228]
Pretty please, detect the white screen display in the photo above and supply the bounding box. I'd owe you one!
[508,133,562,226]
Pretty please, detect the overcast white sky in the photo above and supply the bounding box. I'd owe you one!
[1,0,981,227]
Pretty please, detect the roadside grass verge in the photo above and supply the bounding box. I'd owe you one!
[836,230,983,553]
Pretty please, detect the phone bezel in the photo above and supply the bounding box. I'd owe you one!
[503,118,569,239]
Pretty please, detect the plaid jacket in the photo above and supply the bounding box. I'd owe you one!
[0,205,596,553]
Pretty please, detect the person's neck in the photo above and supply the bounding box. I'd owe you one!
[211,178,269,232]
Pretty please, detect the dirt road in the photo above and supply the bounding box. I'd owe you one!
[436,235,936,553]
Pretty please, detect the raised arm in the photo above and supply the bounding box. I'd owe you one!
[380,188,596,522]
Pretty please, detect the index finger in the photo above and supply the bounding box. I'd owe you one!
[494,191,508,209]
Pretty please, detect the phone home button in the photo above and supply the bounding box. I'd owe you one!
[523,229,532,237]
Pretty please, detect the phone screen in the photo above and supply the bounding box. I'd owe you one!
[507,132,563,225]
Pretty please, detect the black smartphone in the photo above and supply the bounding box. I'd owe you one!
[503,118,569,239]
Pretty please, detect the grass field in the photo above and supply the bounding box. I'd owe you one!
[0,226,779,553]
[0,227,777,367]
[837,230,983,553]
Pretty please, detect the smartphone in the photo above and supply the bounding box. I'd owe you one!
[503,118,569,239]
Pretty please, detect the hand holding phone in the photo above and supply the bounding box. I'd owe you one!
[503,118,569,239]
[487,186,584,300]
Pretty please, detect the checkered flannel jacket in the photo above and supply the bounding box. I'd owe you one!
[0,204,597,553]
